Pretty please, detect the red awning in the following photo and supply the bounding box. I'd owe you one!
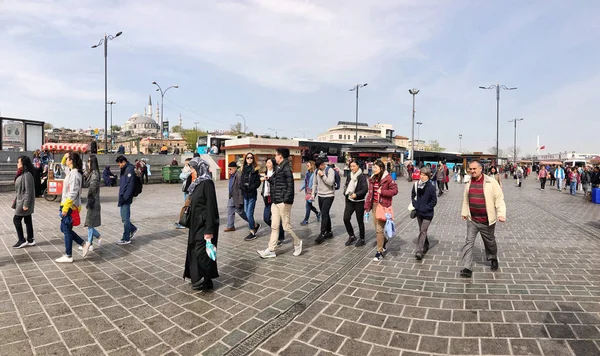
[41,143,90,153]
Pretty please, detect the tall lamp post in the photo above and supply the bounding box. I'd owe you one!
[152,81,178,146]
[268,128,278,138]
[92,31,122,153]
[108,101,116,152]
[416,121,423,148]
[409,88,420,164]
[459,134,463,152]
[235,114,247,134]
[193,121,200,151]
[479,83,517,165]
[508,118,524,163]
[349,83,368,142]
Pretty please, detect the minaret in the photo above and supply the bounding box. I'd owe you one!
[147,95,152,117]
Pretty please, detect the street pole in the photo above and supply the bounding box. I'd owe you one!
[509,118,523,163]
[350,83,368,142]
[92,31,122,153]
[152,82,178,147]
[194,121,200,151]
[108,101,116,152]
[236,114,246,134]
[416,121,422,148]
[409,89,419,164]
[459,134,463,152]
[479,84,517,166]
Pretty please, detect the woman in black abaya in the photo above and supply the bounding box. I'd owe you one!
[183,157,220,291]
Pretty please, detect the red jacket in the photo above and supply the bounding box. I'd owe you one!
[364,172,398,211]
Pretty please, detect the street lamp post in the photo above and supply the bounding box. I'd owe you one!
[479,83,517,165]
[268,128,278,138]
[235,114,247,134]
[152,81,178,146]
[92,31,122,153]
[409,89,420,164]
[194,121,200,151]
[108,101,116,152]
[416,121,423,148]
[508,118,524,163]
[459,134,463,152]
[349,83,368,142]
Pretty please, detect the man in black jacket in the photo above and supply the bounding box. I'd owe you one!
[116,155,138,244]
[258,148,303,258]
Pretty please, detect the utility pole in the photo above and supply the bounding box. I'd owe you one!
[508,118,524,163]
[479,83,517,165]
[349,83,368,142]
[459,133,463,152]
[409,89,420,164]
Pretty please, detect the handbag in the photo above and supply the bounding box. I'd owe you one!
[376,203,394,222]
[71,209,81,227]
[11,199,16,209]
[407,182,418,219]
[179,197,192,228]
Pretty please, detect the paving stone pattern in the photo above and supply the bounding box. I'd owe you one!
[0,175,598,355]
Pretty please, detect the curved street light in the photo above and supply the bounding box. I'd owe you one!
[508,118,524,163]
[152,81,178,145]
[91,31,122,153]
[236,114,247,134]
[350,83,368,142]
[479,84,517,164]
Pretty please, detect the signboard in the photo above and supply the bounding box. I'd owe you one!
[162,121,169,139]
[48,180,63,194]
[2,121,24,143]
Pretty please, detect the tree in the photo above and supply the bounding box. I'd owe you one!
[504,146,521,161]
[171,125,183,133]
[111,125,121,132]
[44,123,54,130]
[229,122,244,135]
[488,146,506,157]
[428,140,445,152]
[182,129,198,151]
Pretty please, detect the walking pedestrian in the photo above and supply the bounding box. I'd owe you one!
[261,158,284,246]
[555,165,565,191]
[581,166,592,198]
[56,152,90,263]
[342,160,368,247]
[12,156,36,249]
[538,165,548,190]
[299,161,321,225]
[240,152,262,240]
[411,166,437,260]
[435,161,446,196]
[313,158,336,244]
[224,162,249,232]
[257,148,303,258]
[116,155,138,245]
[183,158,220,291]
[489,166,502,189]
[81,155,102,252]
[364,160,398,261]
[569,167,578,195]
[460,160,506,277]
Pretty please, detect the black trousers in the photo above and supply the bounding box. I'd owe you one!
[343,199,365,239]
[437,180,444,195]
[318,196,334,234]
[540,178,547,189]
[14,215,34,243]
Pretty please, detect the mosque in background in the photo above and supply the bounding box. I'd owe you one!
[122,96,161,136]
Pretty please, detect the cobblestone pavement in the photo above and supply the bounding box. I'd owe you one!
[0,175,599,356]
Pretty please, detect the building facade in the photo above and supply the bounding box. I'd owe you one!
[122,96,160,136]
[318,121,395,143]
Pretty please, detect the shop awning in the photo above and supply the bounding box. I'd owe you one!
[42,143,90,153]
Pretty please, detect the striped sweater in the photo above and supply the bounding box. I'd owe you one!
[468,175,488,224]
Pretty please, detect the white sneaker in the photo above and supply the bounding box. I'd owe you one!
[27,240,36,246]
[96,237,102,247]
[293,241,303,257]
[257,249,276,259]
[78,245,94,252]
[81,242,91,257]
[55,255,73,263]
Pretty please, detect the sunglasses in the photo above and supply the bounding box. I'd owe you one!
[246,157,254,160]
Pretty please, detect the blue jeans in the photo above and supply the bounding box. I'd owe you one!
[304,200,319,222]
[120,204,137,241]
[87,227,101,244]
[60,213,84,257]
[244,197,257,231]
[570,182,577,195]
[264,202,284,241]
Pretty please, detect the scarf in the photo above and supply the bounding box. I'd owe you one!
[264,169,274,197]
[417,179,427,190]
[187,158,212,195]
[345,168,362,201]
[14,168,23,183]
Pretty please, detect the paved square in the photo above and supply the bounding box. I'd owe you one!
[0,176,599,355]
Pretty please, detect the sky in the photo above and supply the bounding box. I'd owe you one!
[1,0,599,155]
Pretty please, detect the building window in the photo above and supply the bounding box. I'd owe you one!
[330,135,333,139]
[354,135,356,140]
[339,134,342,139]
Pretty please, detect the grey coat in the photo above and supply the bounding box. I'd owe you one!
[84,170,101,228]
[13,172,35,216]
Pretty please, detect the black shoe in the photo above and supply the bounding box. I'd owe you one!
[315,234,325,244]
[244,233,258,241]
[415,252,423,260]
[460,268,472,278]
[254,223,261,235]
[192,279,214,291]
[490,259,499,271]
[13,240,27,249]
[345,236,357,246]
[355,238,366,247]
[324,231,333,239]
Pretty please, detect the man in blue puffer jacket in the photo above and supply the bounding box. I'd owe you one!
[116,155,138,245]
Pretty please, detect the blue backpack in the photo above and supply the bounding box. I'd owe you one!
[325,166,341,190]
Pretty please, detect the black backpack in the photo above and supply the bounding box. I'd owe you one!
[325,166,341,190]
[133,169,143,197]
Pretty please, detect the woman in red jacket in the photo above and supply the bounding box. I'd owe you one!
[365,160,398,261]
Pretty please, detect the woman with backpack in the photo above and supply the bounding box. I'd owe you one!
[12,156,36,249]
[343,160,368,247]
[240,152,261,241]
[299,160,321,226]
[364,160,398,261]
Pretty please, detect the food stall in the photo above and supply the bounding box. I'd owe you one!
[41,143,90,201]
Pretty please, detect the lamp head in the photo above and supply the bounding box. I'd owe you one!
[409,89,419,95]
[115,32,122,37]
[152,81,157,85]
[174,85,179,88]
[478,86,487,89]
[91,44,98,48]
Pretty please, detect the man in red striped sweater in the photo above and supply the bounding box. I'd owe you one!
[460,160,506,278]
